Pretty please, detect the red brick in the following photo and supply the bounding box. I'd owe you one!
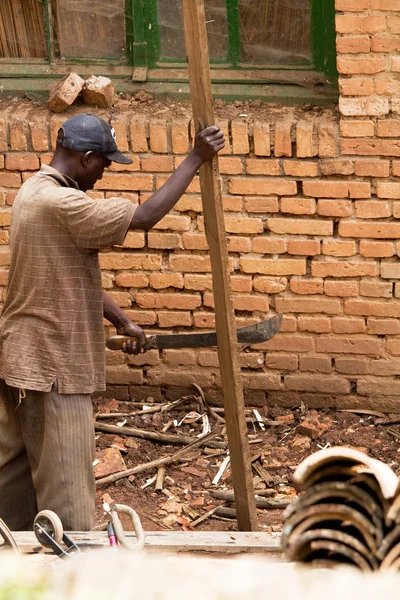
[149,273,184,289]
[281,197,316,215]
[99,253,161,271]
[369,359,400,376]
[128,350,160,367]
[169,255,211,273]
[234,295,269,312]
[388,16,400,33]
[122,232,145,249]
[253,122,271,157]
[115,273,149,288]
[193,312,215,329]
[156,175,200,193]
[95,173,153,191]
[317,336,384,355]
[393,161,400,176]
[0,231,8,245]
[141,156,173,172]
[285,374,350,394]
[336,0,370,10]
[375,78,400,95]
[355,200,391,219]
[395,203,400,218]
[287,240,321,256]
[322,240,356,257]
[175,195,203,212]
[268,218,333,236]
[339,78,375,97]
[246,159,280,176]
[219,157,243,175]
[253,277,287,294]
[5,153,39,171]
[371,35,400,53]
[336,36,371,53]
[360,281,392,298]
[147,369,212,388]
[171,119,189,154]
[296,120,315,158]
[124,310,157,325]
[360,241,394,257]
[339,221,400,238]
[299,356,332,373]
[231,275,252,293]
[243,196,279,213]
[388,340,400,356]
[290,278,323,295]
[303,180,370,199]
[0,211,11,227]
[341,139,400,156]
[29,111,49,152]
[130,117,148,153]
[227,236,252,253]
[324,280,359,297]
[240,258,306,276]
[147,232,182,249]
[225,216,263,234]
[377,120,400,138]
[241,373,281,391]
[336,15,386,34]
[340,120,375,138]
[158,312,192,328]
[257,334,314,353]
[377,182,400,199]
[345,299,400,318]
[106,366,143,386]
[253,237,287,254]
[229,178,297,196]
[332,317,366,334]
[164,349,197,366]
[357,379,400,397]
[355,160,390,177]
[340,96,389,117]
[367,318,400,335]
[335,359,368,375]
[283,160,318,177]
[184,275,213,291]
[215,119,231,155]
[381,263,400,279]
[275,297,342,315]
[197,351,219,367]
[337,56,386,75]
[318,121,338,158]
[312,260,377,278]
[320,159,354,176]
[136,292,201,310]
[223,196,243,212]
[266,354,298,371]
[298,316,331,333]
[182,233,208,250]
[149,120,168,153]
[0,173,21,188]
[231,120,250,155]
[274,121,293,157]
[153,215,190,231]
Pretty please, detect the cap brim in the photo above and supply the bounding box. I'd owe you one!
[103,150,133,165]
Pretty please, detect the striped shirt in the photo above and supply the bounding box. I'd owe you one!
[0,165,136,394]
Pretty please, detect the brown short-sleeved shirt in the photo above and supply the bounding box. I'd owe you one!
[0,165,136,394]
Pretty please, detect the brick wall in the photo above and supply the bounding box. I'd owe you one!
[0,0,399,409]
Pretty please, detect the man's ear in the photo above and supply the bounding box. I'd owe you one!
[82,151,94,167]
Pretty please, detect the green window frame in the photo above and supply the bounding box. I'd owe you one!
[0,0,337,103]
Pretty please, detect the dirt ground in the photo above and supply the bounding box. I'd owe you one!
[93,395,400,535]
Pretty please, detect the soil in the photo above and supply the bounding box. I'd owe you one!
[92,396,400,536]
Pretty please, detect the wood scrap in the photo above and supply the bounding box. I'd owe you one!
[210,490,290,509]
[191,506,219,527]
[96,427,223,486]
[252,461,273,486]
[155,466,165,491]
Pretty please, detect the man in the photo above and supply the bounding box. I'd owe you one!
[0,114,224,531]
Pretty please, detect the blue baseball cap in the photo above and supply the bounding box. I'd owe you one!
[57,114,133,165]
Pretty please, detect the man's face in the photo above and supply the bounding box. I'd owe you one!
[78,153,112,192]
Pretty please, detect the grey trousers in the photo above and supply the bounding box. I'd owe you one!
[0,380,95,531]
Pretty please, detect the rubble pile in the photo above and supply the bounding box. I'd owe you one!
[281,447,400,571]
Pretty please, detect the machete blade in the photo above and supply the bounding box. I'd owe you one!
[107,313,282,351]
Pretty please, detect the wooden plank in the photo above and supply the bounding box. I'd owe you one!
[10,531,281,555]
[182,0,257,532]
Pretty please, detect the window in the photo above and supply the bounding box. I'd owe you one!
[0,0,337,102]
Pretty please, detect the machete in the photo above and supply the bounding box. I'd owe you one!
[107,313,282,351]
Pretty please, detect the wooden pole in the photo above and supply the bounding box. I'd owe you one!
[182,0,258,531]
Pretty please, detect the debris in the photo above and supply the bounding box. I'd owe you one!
[210,490,291,509]
[155,466,165,491]
[276,414,295,426]
[181,466,207,478]
[339,409,386,419]
[48,72,84,113]
[297,410,333,440]
[117,419,127,428]
[253,409,265,431]
[212,455,230,485]
[191,506,219,527]
[291,435,311,450]
[82,75,116,108]
[94,448,127,479]
[124,438,138,450]
[141,475,157,490]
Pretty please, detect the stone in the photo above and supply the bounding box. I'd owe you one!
[297,410,333,440]
[291,435,311,450]
[94,448,126,478]
[48,72,84,113]
[82,76,116,109]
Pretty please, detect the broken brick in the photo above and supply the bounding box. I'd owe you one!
[83,75,116,109]
[297,410,333,440]
[48,72,84,113]
[94,447,126,479]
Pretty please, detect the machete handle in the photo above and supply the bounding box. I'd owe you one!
[106,335,154,351]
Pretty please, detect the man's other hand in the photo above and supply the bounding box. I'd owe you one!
[117,321,146,354]
[192,126,225,164]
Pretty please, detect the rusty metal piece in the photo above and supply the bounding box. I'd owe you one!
[294,447,399,500]
[281,503,378,554]
[376,525,400,562]
[307,540,373,572]
[286,528,378,571]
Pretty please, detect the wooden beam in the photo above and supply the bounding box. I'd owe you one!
[181,0,258,532]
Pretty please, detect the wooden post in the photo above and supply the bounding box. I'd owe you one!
[182,0,258,532]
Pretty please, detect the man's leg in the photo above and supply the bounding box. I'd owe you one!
[0,381,38,530]
[19,388,95,531]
